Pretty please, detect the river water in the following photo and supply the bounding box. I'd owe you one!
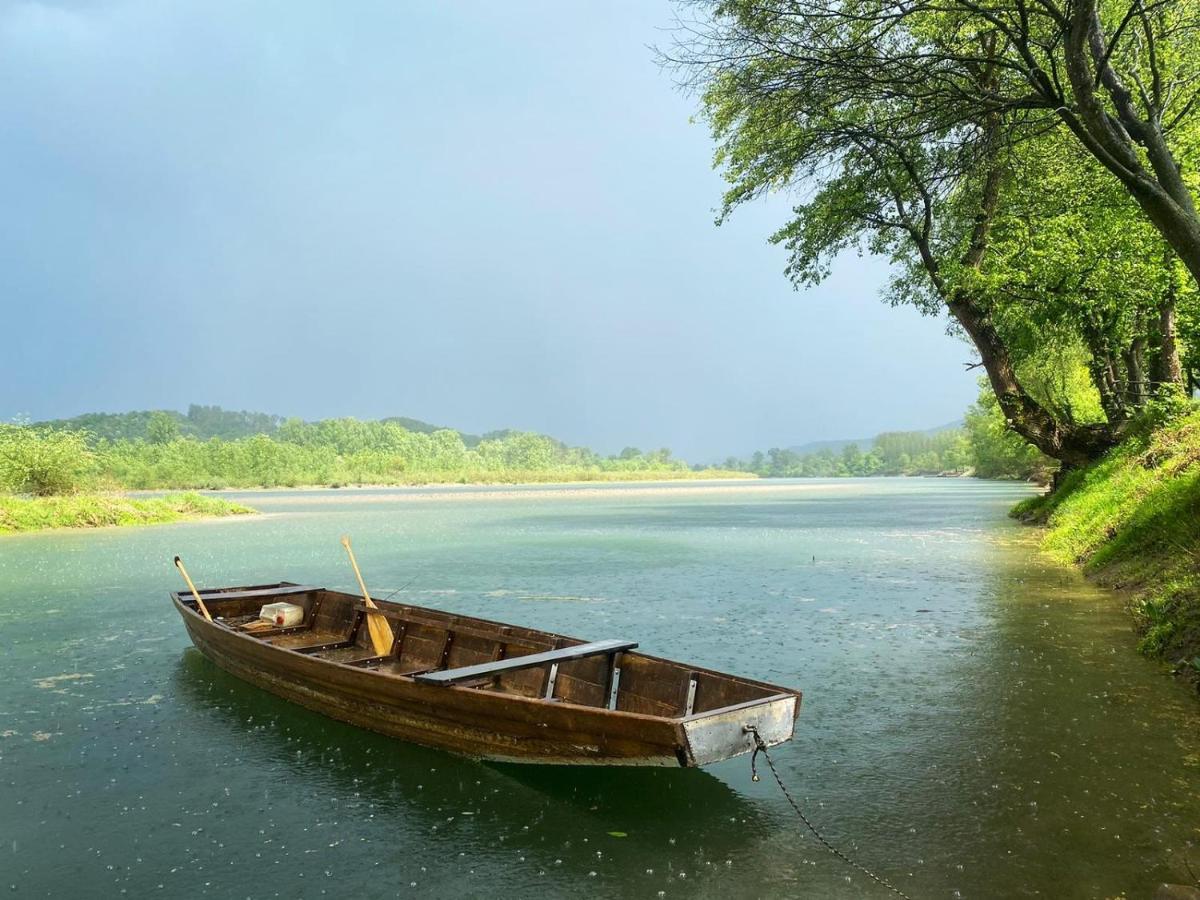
[2,479,1198,898]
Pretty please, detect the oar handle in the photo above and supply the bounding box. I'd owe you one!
[340,535,377,609]
[174,555,213,622]
[340,535,394,656]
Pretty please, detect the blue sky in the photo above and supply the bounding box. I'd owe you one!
[0,1,977,459]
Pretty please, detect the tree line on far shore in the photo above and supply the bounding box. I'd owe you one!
[0,409,714,496]
[2,389,1060,498]
[725,382,1052,480]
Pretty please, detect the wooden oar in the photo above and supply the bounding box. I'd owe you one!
[173,555,213,622]
[340,535,395,656]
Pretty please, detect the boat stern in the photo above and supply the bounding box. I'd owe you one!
[680,693,799,767]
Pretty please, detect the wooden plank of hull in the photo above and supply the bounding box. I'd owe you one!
[179,600,688,766]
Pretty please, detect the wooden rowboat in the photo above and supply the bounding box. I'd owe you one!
[172,581,801,766]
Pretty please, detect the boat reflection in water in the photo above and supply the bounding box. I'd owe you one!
[173,648,776,893]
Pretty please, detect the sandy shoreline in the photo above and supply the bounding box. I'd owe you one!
[211,479,865,505]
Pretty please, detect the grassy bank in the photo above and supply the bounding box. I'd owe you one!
[0,492,255,534]
[1013,409,1200,688]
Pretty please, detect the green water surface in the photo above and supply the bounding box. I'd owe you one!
[2,479,1198,898]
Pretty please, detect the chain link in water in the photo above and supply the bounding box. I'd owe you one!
[744,725,913,900]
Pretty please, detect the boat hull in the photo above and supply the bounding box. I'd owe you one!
[174,589,800,767]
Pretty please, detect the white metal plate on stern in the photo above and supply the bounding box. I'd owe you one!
[681,694,797,767]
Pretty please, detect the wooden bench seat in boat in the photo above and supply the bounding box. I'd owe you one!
[199,585,323,602]
[413,639,638,685]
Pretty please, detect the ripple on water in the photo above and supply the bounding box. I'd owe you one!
[1,479,1198,897]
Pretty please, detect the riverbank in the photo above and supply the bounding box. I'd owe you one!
[1013,409,1200,690]
[0,492,256,534]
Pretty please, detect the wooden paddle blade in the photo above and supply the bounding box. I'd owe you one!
[339,535,394,655]
[365,609,395,657]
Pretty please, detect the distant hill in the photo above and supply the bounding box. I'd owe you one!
[38,405,281,443]
[785,435,875,456]
[39,404,489,445]
[785,420,962,456]
[380,416,484,446]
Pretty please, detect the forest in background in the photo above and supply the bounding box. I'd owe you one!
[39,404,506,447]
[0,405,730,494]
[3,386,1054,497]
[728,381,1052,480]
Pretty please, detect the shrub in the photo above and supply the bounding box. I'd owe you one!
[0,424,94,495]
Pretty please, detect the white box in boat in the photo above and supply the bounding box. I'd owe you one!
[259,602,304,627]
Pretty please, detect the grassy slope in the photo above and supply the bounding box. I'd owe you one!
[0,492,255,534]
[1013,409,1200,684]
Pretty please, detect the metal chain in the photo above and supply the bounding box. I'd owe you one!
[744,726,913,900]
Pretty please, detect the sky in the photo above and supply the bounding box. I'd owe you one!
[0,0,979,460]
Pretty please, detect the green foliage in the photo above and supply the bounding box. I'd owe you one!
[37,405,280,443]
[0,492,253,534]
[8,413,742,491]
[38,404,480,446]
[679,2,1200,464]
[146,411,180,445]
[963,382,1055,481]
[0,424,94,495]
[972,134,1196,408]
[732,428,971,477]
[182,404,282,440]
[1128,384,1194,436]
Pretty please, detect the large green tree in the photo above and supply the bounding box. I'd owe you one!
[677,0,1200,285]
[672,0,1200,464]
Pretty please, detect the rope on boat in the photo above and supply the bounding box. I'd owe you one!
[743,725,912,900]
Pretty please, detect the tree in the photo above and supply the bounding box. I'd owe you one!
[675,0,1200,291]
[842,442,864,474]
[964,385,1055,480]
[975,133,1196,418]
[429,429,468,469]
[0,425,94,495]
[146,411,180,445]
[670,0,1199,465]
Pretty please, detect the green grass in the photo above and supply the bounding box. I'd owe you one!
[1014,409,1200,683]
[0,492,256,534]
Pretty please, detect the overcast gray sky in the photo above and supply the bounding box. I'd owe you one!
[0,0,977,460]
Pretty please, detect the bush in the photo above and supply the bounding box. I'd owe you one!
[964,380,1055,481]
[0,424,94,496]
[1128,385,1195,437]
[0,491,254,533]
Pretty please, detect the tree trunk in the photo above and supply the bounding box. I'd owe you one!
[1080,318,1127,424]
[1123,337,1148,408]
[898,145,1121,465]
[946,292,1117,466]
[1089,351,1125,424]
[1152,263,1184,389]
[928,152,1119,466]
